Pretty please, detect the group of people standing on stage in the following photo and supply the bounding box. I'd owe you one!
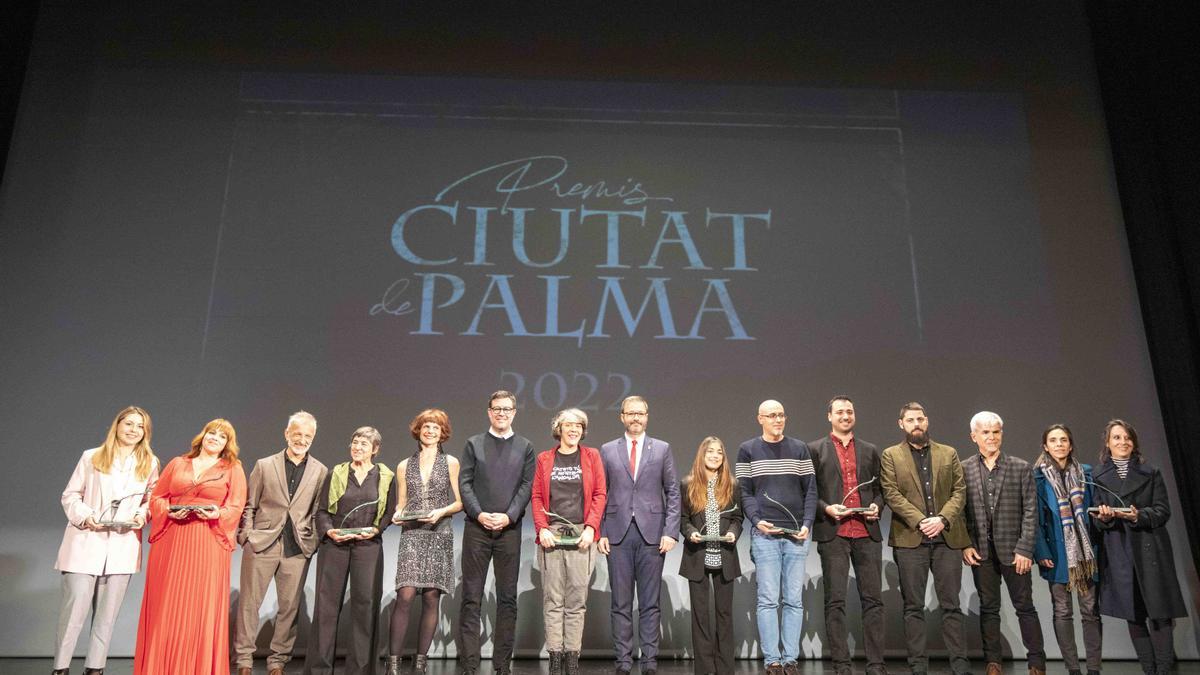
[52,395,1188,675]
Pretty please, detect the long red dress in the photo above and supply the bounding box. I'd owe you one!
[134,455,247,675]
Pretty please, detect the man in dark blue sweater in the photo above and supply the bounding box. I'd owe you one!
[735,399,818,675]
[457,390,536,675]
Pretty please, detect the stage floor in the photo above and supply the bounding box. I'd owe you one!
[8,660,1199,675]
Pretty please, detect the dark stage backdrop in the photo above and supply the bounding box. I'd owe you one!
[1,2,1196,662]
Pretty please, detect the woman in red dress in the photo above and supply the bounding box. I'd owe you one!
[134,418,248,675]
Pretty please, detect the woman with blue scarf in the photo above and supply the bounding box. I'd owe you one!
[1033,424,1100,675]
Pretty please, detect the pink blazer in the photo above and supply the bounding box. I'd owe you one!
[56,448,160,575]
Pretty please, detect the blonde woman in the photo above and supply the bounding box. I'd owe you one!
[54,406,159,675]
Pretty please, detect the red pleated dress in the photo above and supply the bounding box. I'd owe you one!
[134,455,247,675]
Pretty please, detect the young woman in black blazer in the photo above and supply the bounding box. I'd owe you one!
[678,436,744,675]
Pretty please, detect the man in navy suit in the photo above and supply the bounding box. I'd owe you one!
[598,395,681,675]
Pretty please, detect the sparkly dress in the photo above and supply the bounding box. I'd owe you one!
[394,451,454,593]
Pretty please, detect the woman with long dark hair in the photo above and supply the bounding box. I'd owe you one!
[386,409,462,675]
[1093,419,1187,675]
[678,436,743,675]
[1032,424,1100,675]
[54,406,159,675]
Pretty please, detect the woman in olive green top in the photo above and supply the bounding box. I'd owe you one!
[305,427,399,675]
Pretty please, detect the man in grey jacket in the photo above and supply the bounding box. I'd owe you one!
[961,411,1045,675]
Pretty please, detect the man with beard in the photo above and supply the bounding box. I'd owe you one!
[598,395,680,675]
[235,411,329,675]
[810,396,886,675]
[880,402,970,675]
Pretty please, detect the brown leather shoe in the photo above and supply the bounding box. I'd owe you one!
[986,663,1003,675]
[268,668,285,675]
[237,668,252,675]
[1029,668,1046,675]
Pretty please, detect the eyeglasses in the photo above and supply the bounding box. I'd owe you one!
[621,411,648,418]
[759,412,787,421]
[489,407,516,415]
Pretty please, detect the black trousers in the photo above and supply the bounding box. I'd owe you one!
[305,538,383,675]
[894,543,969,674]
[971,541,1046,668]
[687,568,735,675]
[818,535,885,673]
[458,520,522,672]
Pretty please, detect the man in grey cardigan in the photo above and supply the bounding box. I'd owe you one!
[961,411,1046,675]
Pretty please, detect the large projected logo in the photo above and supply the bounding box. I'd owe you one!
[373,155,767,345]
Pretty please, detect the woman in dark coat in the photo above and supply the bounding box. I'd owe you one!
[1093,419,1187,675]
[678,436,744,675]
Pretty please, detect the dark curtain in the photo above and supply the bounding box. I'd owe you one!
[1087,1,1200,574]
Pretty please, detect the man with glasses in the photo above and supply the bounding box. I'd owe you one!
[598,396,680,675]
[457,391,536,675]
[735,400,817,675]
[880,401,970,675]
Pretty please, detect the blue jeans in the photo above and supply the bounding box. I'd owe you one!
[750,530,810,665]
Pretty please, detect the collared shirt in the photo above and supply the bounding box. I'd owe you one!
[489,427,514,440]
[281,453,309,557]
[832,435,868,539]
[909,443,944,544]
[625,432,646,480]
[977,453,1000,535]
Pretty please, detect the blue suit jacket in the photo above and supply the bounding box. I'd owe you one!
[599,436,681,545]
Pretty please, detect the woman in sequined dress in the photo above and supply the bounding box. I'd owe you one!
[386,409,463,675]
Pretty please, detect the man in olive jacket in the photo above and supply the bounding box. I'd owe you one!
[880,401,970,675]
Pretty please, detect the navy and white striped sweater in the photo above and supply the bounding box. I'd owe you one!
[735,436,818,531]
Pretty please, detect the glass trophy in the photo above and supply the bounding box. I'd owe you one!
[695,506,737,542]
[543,509,582,547]
[169,504,217,515]
[95,489,149,529]
[392,506,436,524]
[838,476,878,514]
[333,498,383,537]
[1083,480,1135,516]
[762,493,805,537]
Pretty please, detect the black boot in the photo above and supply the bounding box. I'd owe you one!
[83,670,105,675]
[548,650,564,675]
[412,654,428,673]
[565,650,581,675]
[384,654,401,675]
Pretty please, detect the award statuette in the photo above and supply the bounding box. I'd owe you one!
[168,504,218,516]
[391,506,435,524]
[762,493,806,537]
[542,509,583,547]
[695,506,738,543]
[838,476,879,515]
[95,483,155,529]
[1083,480,1135,517]
[166,472,227,518]
[331,498,384,538]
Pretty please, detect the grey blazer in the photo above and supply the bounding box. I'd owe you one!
[961,452,1037,562]
[238,451,329,557]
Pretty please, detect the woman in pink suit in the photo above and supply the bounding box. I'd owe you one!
[134,418,247,675]
[54,406,160,675]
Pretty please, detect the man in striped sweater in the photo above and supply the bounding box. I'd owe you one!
[736,399,818,675]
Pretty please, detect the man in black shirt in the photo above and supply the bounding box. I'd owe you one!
[458,391,537,675]
[235,411,329,675]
